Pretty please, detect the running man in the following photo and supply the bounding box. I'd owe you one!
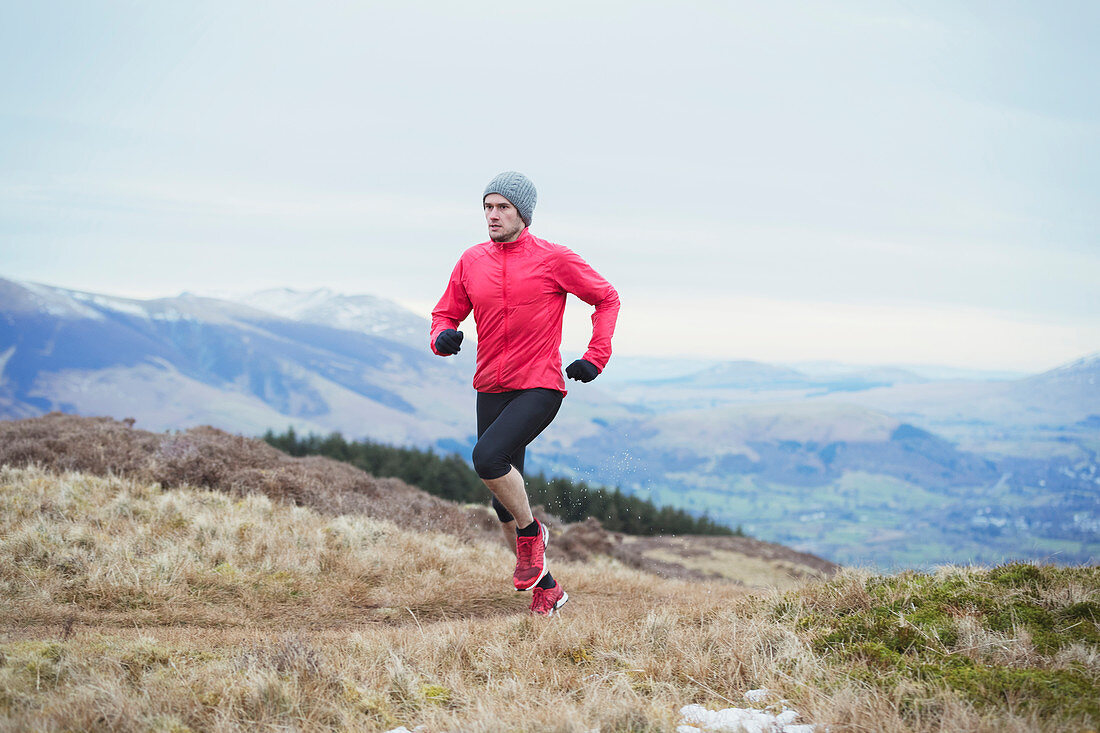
[430,171,620,616]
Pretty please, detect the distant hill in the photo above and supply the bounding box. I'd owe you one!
[643,360,813,389]
[535,397,1098,569]
[539,400,1000,491]
[831,355,1100,432]
[630,359,923,393]
[1007,353,1100,420]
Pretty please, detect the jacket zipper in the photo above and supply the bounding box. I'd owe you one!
[499,245,508,388]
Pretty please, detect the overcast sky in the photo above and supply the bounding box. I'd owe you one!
[2,1,1097,371]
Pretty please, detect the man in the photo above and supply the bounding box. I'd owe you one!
[430,171,620,616]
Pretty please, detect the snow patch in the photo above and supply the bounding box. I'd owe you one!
[233,287,427,346]
[0,345,14,381]
[72,292,151,319]
[18,281,105,320]
[150,308,188,322]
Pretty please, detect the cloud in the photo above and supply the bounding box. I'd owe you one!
[583,295,1100,372]
[2,2,1097,369]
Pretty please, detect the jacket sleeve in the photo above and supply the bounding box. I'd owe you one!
[429,258,472,355]
[552,247,620,372]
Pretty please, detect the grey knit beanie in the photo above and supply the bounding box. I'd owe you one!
[483,171,537,226]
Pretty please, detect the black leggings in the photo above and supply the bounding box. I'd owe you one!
[474,388,563,523]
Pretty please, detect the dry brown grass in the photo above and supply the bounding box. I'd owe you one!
[3,466,1096,732]
[0,413,498,541]
[0,466,745,731]
[0,414,836,588]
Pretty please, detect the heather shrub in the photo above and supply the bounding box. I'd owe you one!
[0,413,495,542]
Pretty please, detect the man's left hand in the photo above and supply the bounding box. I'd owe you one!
[566,359,599,383]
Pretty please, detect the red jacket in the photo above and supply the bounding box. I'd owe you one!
[430,228,620,394]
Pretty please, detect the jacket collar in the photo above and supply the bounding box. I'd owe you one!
[492,227,532,249]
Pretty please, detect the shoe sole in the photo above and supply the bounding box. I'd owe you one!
[515,521,550,592]
[548,590,569,616]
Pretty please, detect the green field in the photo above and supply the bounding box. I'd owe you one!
[651,471,1100,570]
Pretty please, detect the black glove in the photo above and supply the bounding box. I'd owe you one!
[435,329,464,355]
[566,358,599,383]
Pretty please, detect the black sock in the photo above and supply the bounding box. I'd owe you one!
[536,572,556,590]
[517,519,540,537]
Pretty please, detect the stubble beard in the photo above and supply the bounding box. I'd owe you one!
[489,222,525,243]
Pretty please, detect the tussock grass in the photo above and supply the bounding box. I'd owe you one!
[781,564,1100,728]
[0,413,837,587]
[0,413,500,541]
[0,465,515,630]
[2,465,1098,731]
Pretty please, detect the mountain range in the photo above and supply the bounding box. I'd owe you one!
[0,278,475,445]
[2,276,1097,569]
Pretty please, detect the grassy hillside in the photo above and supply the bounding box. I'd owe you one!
[2,465,1098,731]
[0,414,831,587]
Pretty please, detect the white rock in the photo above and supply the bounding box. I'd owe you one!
[744,688,771,703]
[775,709,799,725]
[680,705,717,726]
[677,701,818,733]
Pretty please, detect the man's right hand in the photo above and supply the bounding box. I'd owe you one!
[435,329,464,355]
[566,358,599,382]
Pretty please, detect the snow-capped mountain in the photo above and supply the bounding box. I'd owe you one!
[1018,352,1100,392]
[234,288,430,349]
[0,277,474,444]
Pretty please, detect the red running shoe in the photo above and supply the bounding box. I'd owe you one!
[530,582,569,616]
[513,519,549,591]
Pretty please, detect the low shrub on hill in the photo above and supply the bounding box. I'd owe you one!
[0,413,496,539]
[774,563,1100,726]
[263,428,737,537]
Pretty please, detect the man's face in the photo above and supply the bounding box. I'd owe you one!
[484,193,525,243]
